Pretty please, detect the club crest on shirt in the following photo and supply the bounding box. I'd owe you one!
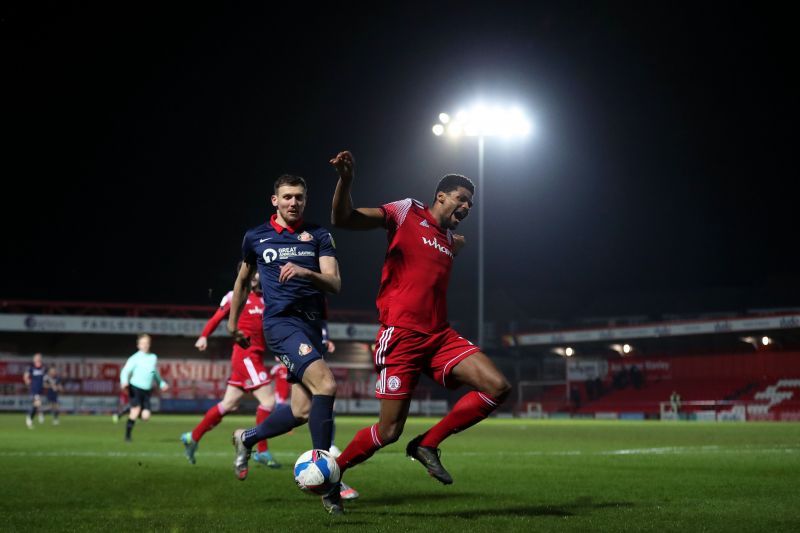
[298,231,314,242]
[298,343,313,356]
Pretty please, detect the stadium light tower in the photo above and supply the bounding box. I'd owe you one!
[432,104,533,347]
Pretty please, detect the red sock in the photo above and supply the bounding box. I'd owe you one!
[335,424,383,473]
[191,403,226,442]
[256,405,271,453]
[420,391,498,448]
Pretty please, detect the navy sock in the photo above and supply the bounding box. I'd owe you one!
[28,406,37,418]
[242,404,299,448]
[309,395,335,450]
[126,419,135,439]
[331,416,336,447]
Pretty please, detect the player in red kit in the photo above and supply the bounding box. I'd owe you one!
[181,269,280,468]
[327,150,510,509]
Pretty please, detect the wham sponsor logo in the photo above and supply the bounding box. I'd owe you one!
[421,236,453,258]
[247,306,264,315]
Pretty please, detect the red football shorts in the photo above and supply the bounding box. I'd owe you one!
[228,346,271,391]
[373,325,481,399]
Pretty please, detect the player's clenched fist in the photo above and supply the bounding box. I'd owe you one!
[452,233,466,256]
[329,150,354,181]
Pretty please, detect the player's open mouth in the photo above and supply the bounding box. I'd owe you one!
[453,210,467,221]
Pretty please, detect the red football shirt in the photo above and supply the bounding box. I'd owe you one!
[201,291,266,351]
[376,198,456,334]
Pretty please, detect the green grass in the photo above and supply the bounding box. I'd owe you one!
[1,414,799,532]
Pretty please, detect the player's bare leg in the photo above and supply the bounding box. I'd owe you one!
[183,385,244,464]
[335,398,411,474]
[450,351,511,401]
[125,405,141,442]
[251,383,280,468]
[409,352,511,483]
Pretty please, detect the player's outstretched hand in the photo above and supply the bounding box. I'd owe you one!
[452,233,466,255]
[160,382,170,392]
[194,336,208,351]
[329,150,354,181]
[279,262,311,283]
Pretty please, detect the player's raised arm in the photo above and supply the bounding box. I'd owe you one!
[330,150,385,230]
[227,261,255,348]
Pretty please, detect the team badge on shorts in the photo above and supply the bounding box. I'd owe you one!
[298,343,313,356]
[298,231,314,242]
[259,371,268,381]
[387,375,402,392]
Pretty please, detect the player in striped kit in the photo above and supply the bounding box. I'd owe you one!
[327,151,511,511]
[181,270,280,468]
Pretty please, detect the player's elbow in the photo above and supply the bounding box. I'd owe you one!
[330,208,349,227]
[329,279,342,295]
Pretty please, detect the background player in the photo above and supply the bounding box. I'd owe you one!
[23,353,47,428]
[181,269,279,468]
[44,366,63,425]
[119,334,169,441]
[228,174,357,510]
[328,151,511,505]
[111,389,130,424]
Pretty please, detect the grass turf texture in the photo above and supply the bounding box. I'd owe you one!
[1,414,799,532]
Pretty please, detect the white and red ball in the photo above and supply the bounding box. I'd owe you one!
[293,449,341,495]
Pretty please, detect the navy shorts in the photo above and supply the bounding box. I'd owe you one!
[128,385,152,410]
[47,391,58,403]
[264,315,326,383]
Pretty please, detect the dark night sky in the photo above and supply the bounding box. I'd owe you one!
[3,2,798,331]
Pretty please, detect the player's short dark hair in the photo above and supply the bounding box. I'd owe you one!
[435,174,475,196]
[274,174,307,194]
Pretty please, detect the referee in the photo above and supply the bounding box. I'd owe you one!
[120,334,169,441]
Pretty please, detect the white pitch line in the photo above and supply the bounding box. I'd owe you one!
[0,446,797,459]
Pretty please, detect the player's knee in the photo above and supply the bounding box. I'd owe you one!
[378,421,405,444]
[485,376,512,403]
[292,405,310,424]
[318,376,337,397]
[259,398,275,410]
[221,400,239,412]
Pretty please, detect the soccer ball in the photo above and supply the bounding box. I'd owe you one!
[293,449,341,495]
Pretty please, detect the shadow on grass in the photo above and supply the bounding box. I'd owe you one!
[363,495,634,518]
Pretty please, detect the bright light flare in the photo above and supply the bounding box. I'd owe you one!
[432,104,533,138]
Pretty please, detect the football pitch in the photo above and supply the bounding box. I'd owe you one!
[1,414,798,532]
